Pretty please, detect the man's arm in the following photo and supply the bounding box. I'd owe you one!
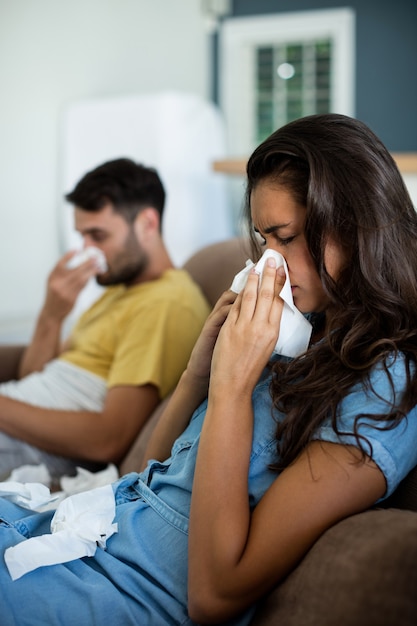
[0,383,160,464]
[19,251,100,378]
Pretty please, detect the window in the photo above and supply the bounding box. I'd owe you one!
[220,8,355,155]
[256,38,333,143]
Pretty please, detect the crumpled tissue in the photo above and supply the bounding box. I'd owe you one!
[230,248,312,358]
[4,483,117,580]
[0,480,58,511]
[8,463,52,488]
[60,464,119,496]
[5,463,119,512]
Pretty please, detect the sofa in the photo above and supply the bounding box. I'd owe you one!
[1,238,417,625]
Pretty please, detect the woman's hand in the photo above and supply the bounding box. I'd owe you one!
[210,257,286,397]
[141,289,238,465]
[186,289,237,384]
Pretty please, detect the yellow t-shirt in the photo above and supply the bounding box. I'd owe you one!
[59,269,210,399]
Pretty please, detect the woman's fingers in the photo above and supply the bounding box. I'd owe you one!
[234,269,260,321]
[218,257,286,366]
[210,259,287,389]
[236,256,286,323]
[257,259,286,318]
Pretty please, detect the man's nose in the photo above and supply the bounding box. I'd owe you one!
[81,236,94,248]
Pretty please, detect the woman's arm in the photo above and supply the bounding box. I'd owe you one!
[189,439,385,623]
[140,290,237,468]
[187,260,386,624]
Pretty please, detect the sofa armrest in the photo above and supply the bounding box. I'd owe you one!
[0,345,26,382]
[252,508,417,626]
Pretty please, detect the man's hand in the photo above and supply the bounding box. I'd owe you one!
[18,251,101,378]
[44,251,101,322]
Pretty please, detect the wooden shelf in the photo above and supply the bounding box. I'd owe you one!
[213,153,417,176]
[213,159,247,175]
[392,153,417,173]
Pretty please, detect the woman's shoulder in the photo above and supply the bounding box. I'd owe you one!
[315,351,417,500]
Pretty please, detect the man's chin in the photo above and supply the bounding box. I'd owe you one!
[96,270,138,286]
[95,273,113,286]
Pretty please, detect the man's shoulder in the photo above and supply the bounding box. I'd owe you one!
[106,270,208,309]
[135,268,203,300]
[161,268,202,292]
[77,286,123,319]
[159,269,210,309]
[80,271,209,321]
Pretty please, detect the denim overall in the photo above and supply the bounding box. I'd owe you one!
[1,358,417,625]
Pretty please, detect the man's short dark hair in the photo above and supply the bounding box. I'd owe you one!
[65,158,166,224]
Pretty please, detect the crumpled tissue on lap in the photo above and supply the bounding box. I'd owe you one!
[5,462,119,511]
[3,483,117,580]
[0,480,58,510]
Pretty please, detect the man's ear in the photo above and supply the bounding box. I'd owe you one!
[134,207,160,238]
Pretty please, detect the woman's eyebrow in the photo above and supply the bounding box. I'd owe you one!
[254,222,291,235]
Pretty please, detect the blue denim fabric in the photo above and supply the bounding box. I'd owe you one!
[0,372,278,626]
[0,356,416,624]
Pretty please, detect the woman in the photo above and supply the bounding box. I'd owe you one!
[1,113,417,625]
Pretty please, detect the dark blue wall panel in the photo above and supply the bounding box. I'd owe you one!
[220,0,417,150]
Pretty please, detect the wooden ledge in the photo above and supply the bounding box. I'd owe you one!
[213,153,417,176]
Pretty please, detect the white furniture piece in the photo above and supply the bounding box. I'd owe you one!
[59,90,233,327]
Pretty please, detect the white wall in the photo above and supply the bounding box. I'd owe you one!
[0,0,210,340]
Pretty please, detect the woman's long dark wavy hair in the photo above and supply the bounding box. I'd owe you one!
[244,113,417,470]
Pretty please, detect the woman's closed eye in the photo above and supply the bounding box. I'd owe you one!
[266,233,296,248]
[275,235,295,247]
[254,225,297,248]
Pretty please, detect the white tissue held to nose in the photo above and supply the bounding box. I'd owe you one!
[230,249,287,294]
[66,247,108,273]
[230,248,312,358]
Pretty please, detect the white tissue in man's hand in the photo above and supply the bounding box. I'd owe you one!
[66,247,108,273]
[230,249,312,358]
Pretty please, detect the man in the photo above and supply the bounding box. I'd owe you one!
[0,158,210,480]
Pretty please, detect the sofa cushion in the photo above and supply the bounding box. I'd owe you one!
[183,237,251,307]
[252,508,417,626]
